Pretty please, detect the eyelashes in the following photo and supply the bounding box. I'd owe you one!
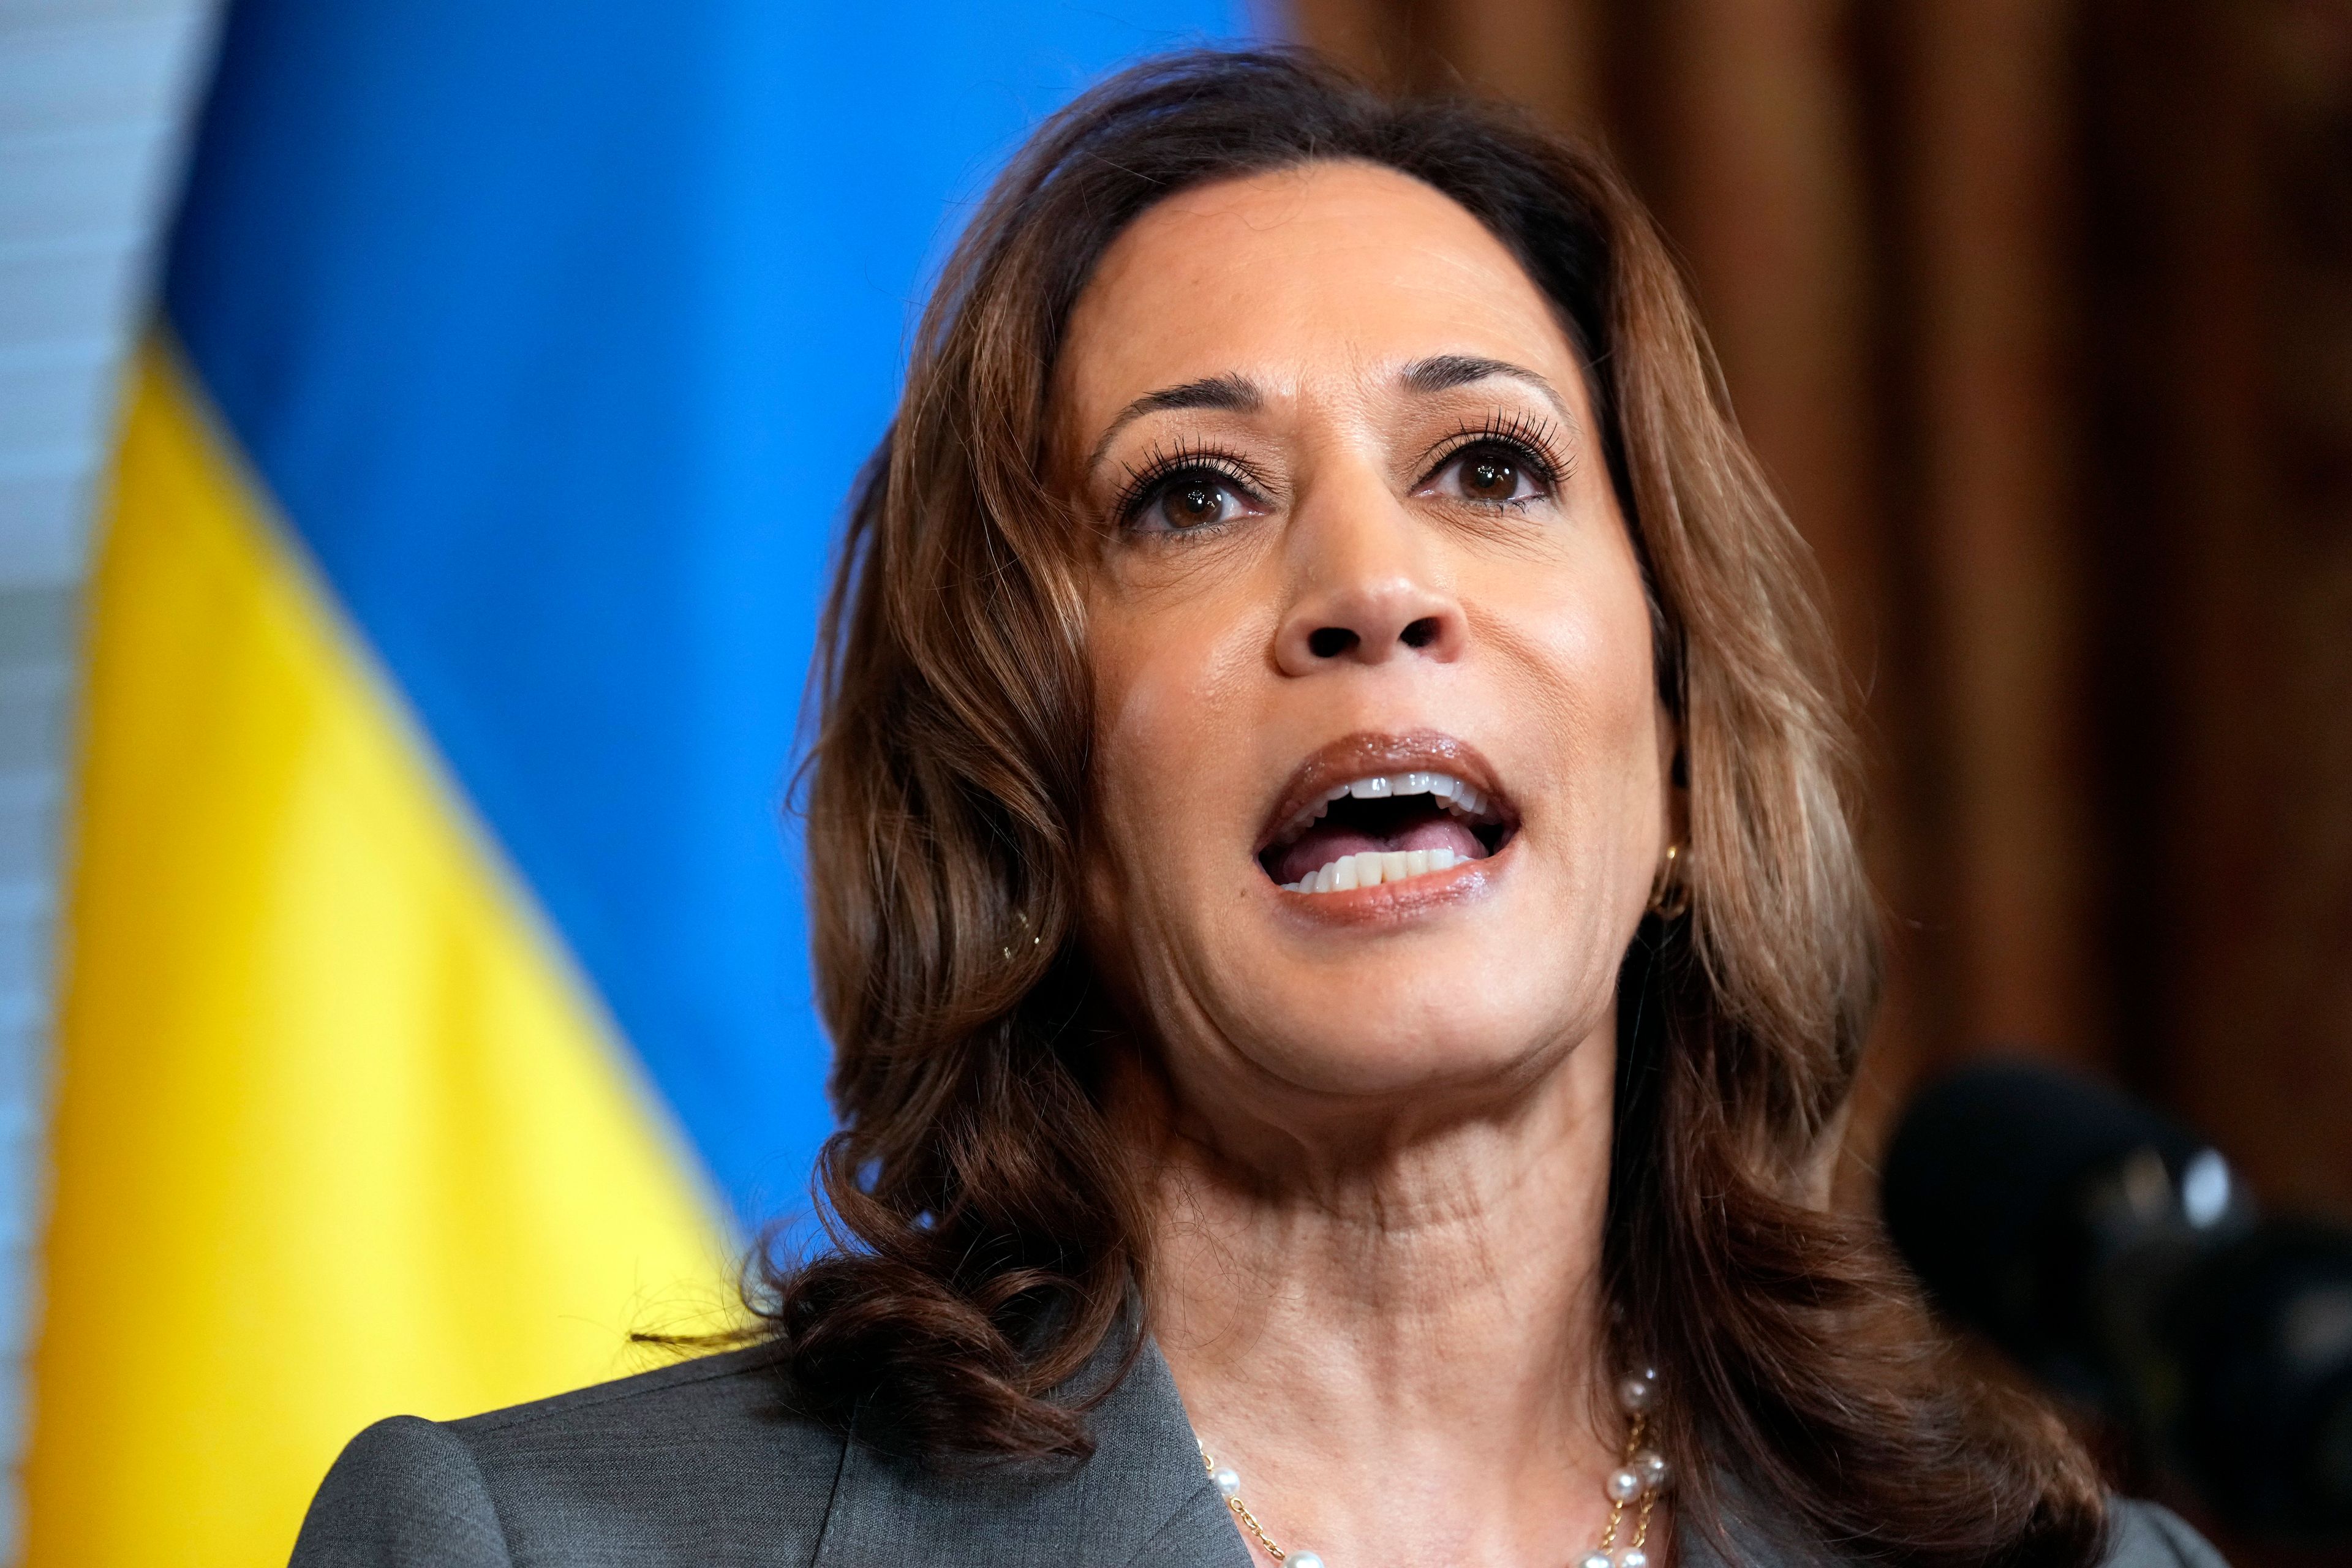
[1109,437,1266,528]
[1106,412,1573,537]
[1425,410,1569,489]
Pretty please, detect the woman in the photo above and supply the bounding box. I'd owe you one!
[294,49,2226,1568]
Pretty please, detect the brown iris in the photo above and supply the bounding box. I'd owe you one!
[1460,446,1518,502]
[1162,475,1227,528]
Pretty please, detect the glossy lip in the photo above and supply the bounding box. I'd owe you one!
[1254,731,1518,921]
[1254,729,1518,858]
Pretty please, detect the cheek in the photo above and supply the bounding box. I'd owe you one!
[1479,554,1664,824]
[1084,592,1271,895]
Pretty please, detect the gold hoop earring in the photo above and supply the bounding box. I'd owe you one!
[1648,843,1691,920]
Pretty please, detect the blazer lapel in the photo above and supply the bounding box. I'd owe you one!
[809,1337,1251,1568]
[805,1333,1818,1568]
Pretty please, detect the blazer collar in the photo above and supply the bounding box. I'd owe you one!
[810,1336,1250,1568]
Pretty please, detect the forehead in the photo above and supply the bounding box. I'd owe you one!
[1060,160,1581,420]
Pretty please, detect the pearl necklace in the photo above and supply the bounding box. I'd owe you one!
[1197,1367,1672,1568]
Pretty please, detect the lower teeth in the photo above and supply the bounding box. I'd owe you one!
[1284,846,1460,894]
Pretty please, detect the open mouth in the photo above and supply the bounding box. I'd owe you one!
[1259,769,1513,895]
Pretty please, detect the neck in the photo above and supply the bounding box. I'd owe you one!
[1114,1025,1635,1567]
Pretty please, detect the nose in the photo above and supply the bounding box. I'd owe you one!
[1273,486,1466,676]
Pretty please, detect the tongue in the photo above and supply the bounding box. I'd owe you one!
[1268,812,1485,886]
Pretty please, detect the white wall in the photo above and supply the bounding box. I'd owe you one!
[0,0,218,1551]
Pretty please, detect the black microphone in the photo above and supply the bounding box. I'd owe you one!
[1882,1058,2352,1537]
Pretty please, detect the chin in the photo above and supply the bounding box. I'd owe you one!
[1178,919,1610,1104]
[1250,1015,1575,1104]
[1087,725,1651,1116]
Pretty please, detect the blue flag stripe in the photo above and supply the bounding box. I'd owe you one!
[162,0,1256,1224]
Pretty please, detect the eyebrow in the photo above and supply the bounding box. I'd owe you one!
[1082,355,1573,478]
[1401,353,1573,420]
[1084,373,1261,477]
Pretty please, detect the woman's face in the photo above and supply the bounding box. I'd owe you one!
[1062,160,1672,1132]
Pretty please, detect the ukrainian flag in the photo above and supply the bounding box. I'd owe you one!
[24,2,1249,1561]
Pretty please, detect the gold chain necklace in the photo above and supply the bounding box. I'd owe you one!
[1196,1367,1672,1568]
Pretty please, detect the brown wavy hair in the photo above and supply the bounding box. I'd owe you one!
[764,45,2105,1568]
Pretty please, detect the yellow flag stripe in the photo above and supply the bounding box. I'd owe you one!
[26,339,737,1566]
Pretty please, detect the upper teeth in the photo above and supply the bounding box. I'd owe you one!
[1271,771,1493,848]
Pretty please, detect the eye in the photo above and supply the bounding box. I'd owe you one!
[1431,439,1550,507]
[1123,462,1257,535]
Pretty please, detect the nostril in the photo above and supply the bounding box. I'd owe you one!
[1307,626,1359,659]
[1400,617,1441,649]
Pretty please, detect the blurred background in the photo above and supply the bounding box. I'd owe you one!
[0,0,223,1548]
[0,0,2346,1562]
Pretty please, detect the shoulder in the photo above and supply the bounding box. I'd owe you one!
[2100,1499,2232,1568]
[290,1341,847,1567]
[1687,1490,2231,1568]
[288,1412,510,1566]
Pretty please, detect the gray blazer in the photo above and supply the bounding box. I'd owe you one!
[290,1340,2230,1567]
